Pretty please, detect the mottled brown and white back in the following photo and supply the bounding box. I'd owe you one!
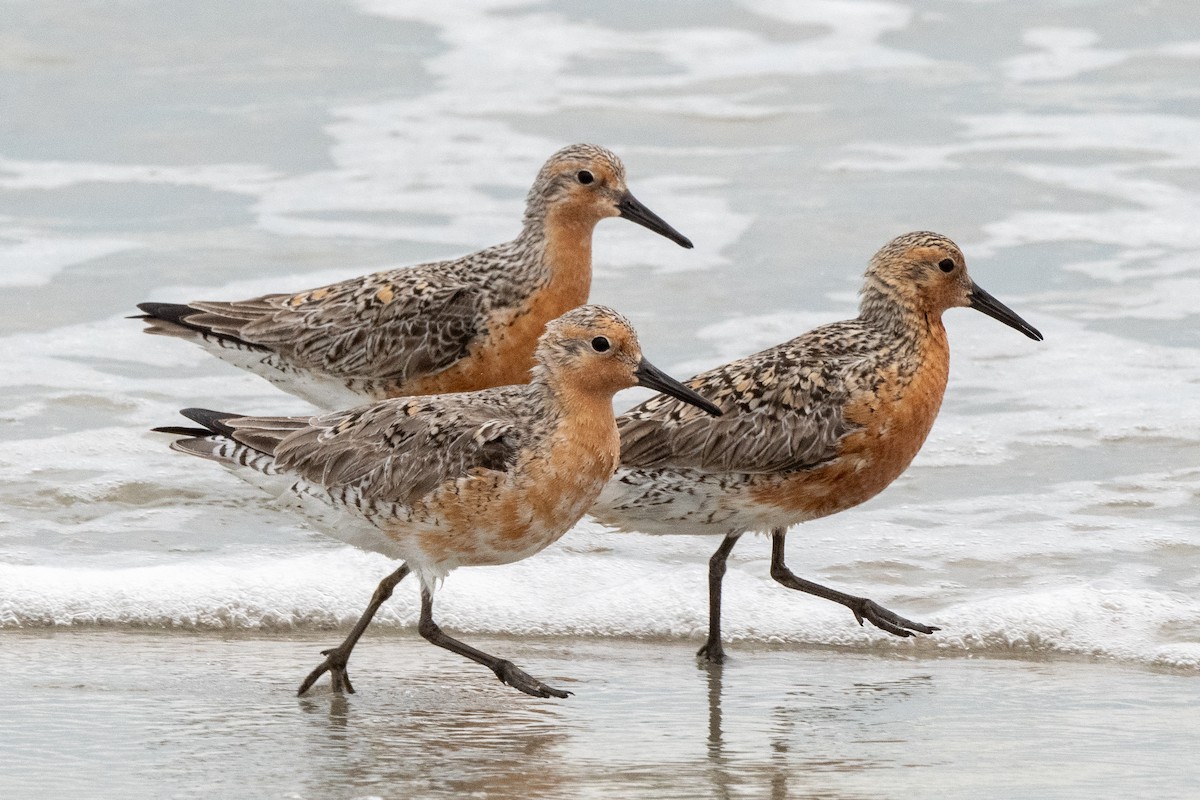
[590,232,1043,660]
[155,304,720,697]
[137,144,693,408]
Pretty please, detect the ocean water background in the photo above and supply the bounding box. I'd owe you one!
[2,1,1199,797]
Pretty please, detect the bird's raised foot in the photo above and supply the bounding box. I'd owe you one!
[297,646,356,696]
[696,639,727,665]
[850,598,940,638]
[491,659,571,699]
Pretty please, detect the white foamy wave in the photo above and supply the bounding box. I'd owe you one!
[933,313,1200,463]
[831,111,1200,174]
[827,111,1200,322]
[1002,28,1128,83]
[359,0,930,96]
[1,1,778,279]
[0,124,745,280]
[0,156,279,193]
[929,586,1200,669]
[273,103,746,273]
[1002,26,1200,83]
[2,524,1197,671]
[0,231,140,288]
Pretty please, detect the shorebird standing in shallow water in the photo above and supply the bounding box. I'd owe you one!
[137,144,692,409]
[155,306,720,697]
[592,232,1043,663]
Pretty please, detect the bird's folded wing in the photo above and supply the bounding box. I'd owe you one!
[188,262,485,383]
[618,338,864,474]
[233,389,529,505]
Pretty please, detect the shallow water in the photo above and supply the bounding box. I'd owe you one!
[2,0,1199,796]
[4,632,1199,800]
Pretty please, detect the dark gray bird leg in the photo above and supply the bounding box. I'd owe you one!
[417,585,570,699]
[769,529,939,637]
[697,534,742,664]
[298,563,411,695]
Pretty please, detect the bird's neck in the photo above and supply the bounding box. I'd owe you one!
[526,370,621,476]
[858,281,941,347]
[537,366,614,425]
[856,282,951,400]
[515,206,595,307]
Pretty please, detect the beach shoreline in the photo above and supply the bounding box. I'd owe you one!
[2,630,1197,799]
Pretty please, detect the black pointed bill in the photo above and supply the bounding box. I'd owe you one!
[968,284,1043,341]
[634,359,722,417]
[617,192,693,249]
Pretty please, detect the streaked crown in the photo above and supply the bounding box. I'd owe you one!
[524,143,628,218]
[861,231,972,313]
[533,305,643,390]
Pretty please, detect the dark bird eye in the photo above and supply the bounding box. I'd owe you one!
[576,170,594,185]
[591,336,610,352]
[938,258,955,273]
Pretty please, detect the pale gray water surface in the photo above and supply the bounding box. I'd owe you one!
[2,0,1200,797]
[4,632,1199,800]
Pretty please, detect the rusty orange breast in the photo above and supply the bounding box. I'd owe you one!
[400,221,593,396]
[750,321,951,520]
[413,395,618,568]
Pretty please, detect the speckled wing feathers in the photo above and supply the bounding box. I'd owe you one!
[188,261,485,383]
[169,386,535,509]
[264,387,533,505]
[618,322,877,474]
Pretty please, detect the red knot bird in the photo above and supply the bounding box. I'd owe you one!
[154,305,721,697]
[137,144,692,409]
[591,231,1043,663]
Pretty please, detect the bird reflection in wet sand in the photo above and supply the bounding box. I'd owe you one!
[155,306,720,697]
[297,665,568,797]
[594,232,1043,662]
[702,654,938,799]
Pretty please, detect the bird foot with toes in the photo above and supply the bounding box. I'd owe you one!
[852,598,940,638]
[297,646,356,695]
[492,660,571,699]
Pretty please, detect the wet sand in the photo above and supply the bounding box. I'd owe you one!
[2,630,1197,799]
